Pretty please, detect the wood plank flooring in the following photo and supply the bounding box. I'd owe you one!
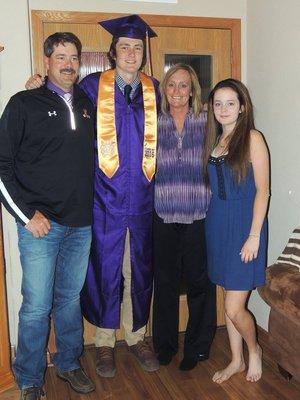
[1,328,300,400]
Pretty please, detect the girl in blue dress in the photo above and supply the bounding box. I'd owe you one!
[203,79,270,383]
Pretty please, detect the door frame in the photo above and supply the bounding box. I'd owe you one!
[31,10,240,79]
[4,11,240,349]
[30,10,239,336]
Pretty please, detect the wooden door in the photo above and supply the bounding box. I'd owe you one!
[31,11,240,349]
[151,26,231,85]
[0,215,15,392]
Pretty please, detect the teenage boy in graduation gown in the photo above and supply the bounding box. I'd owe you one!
[81,14,160,376]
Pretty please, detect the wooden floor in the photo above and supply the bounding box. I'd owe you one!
[1,328,300,400]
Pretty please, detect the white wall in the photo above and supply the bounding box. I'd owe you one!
[30,0,246,18]
[1,0,248,345]
[0,0,32,348]
[247,0,300,329]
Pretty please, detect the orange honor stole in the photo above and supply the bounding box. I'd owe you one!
[97,69,157,181]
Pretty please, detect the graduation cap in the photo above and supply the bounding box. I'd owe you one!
[99,14,157,40]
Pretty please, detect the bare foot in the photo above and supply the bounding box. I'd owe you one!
[246,344,262,382]
[212,360,246,384]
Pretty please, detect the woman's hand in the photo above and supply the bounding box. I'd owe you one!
[240,236,260,263]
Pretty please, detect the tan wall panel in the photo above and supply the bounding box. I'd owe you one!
[0,217,15,392]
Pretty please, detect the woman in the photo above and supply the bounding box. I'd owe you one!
[203,78,269,383]
[153,63,216,371]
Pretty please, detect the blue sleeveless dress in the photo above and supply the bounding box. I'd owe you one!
[205,156,267,290]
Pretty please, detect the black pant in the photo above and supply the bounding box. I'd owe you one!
[152,212,216,358]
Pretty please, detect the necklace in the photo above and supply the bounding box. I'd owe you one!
[211,135,230,157]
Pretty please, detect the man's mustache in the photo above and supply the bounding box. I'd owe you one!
[60,68,76,74]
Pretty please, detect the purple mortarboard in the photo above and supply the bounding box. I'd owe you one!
[99,14,157,40]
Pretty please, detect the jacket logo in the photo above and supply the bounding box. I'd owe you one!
[83,109,91,119]
[48,111,57,117]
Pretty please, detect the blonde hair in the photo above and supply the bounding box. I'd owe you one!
[160,63,202,116]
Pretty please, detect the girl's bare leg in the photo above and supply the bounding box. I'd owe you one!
[213,290,262,383]
[213,312,246,383]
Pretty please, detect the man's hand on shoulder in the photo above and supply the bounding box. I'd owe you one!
[25,210,51,238]
[25,74,45,90]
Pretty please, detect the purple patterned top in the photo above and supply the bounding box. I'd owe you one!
[154,110,210,223]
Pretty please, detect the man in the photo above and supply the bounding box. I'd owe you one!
[25,15,160,378]
[80,14,160,377]
[0,32,95,399]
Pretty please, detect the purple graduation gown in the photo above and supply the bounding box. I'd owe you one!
[80,72,160,330]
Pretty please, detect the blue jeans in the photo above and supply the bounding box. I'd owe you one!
[13,221,92,389]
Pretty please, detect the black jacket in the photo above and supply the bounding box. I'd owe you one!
[0,84,95,227]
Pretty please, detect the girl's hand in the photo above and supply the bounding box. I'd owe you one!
[240,236,260,263]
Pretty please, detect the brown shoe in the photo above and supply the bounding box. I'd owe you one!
[129,341,159,372]
[56,368,95,394]
[20,387,45,400]
[96,346,116,378]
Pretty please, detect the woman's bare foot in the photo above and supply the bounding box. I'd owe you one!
[212,359,246,384]
[246,344,262,382]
